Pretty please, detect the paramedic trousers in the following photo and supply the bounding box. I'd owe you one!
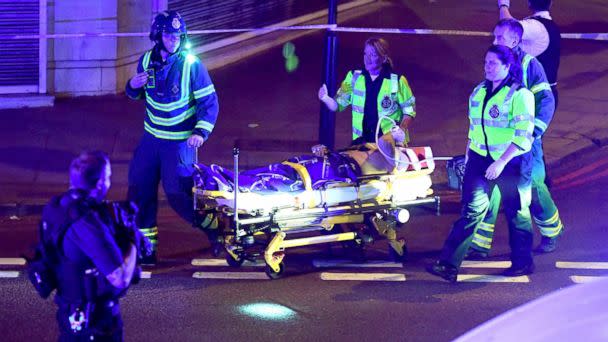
[471,139,563,253]
[128,132,195,246]
[439,150,534,269]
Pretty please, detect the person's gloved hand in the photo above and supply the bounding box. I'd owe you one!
[498,0,510,8]
[311,144,329,157]
[391,126,406,145]
[187,134,205,148]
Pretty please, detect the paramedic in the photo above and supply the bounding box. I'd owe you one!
[427,45,535,282]
[318,37,416,146]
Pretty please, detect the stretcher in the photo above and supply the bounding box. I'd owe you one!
[193,143,440,279]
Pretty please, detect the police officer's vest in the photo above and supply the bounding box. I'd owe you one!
[530,16,561,86]
[468,81,535,160]
[338,70,414,143]
[45,191,120,306]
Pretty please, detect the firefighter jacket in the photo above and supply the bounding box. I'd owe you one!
[515,46,555,138]
[468,78,535,160]
[335,68,415,143]
[125,46,219,141]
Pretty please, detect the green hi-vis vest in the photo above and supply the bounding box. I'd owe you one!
[468,81,535,160]
[335,70,415,142]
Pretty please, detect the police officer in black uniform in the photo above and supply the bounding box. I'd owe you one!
[48,151,140,341]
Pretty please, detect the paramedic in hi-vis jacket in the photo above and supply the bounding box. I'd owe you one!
[428,45,536,283]
[318,37,416,147]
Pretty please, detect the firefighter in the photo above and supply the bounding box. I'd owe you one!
[125,11,219,264]
[318,37,416,147]
[467,19,563,259]
[428,45,535,282]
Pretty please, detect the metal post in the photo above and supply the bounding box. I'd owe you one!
[319,0,338,150]
[233,147,240,242]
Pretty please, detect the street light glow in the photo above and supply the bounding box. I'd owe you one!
[238,302,296,321]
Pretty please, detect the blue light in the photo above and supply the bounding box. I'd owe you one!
[238,302,297,321]
[184,41,192,50]
[186,54,197,63]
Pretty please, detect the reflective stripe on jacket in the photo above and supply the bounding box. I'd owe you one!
[468,80,535,159]
[335,69,415,142]
[125,48,219,141]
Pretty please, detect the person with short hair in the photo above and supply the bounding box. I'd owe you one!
[498,0,561,105]
[50,151,138,341]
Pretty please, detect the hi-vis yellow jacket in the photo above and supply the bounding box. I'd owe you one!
[335,69,415,143]
[468,79,535,159]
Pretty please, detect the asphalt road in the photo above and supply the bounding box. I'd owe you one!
[1,0,607,341]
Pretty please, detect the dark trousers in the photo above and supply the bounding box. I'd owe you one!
[57,301,122,342]
[128,132,196,230]
[439,150,534,269]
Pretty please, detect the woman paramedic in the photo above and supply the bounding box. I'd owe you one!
[427,44,536,282]
[318,37,416,146]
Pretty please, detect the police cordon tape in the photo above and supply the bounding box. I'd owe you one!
[0,24,606,41]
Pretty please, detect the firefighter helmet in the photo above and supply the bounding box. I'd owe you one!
[149,10,187,43]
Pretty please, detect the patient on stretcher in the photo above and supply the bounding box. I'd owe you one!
[194,134,434,195]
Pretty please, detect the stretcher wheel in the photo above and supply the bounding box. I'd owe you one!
[265,262,285,280]
[226,252,244,267]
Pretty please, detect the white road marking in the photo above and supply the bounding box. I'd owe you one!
[0,271,19,278]
[570,275,608,284]
[192,272,269,280]
[461,261,511,269]
[457,274,530,283]
[320,272,406,281]
[191,258,265,267]
[0,258,26,266]
[141,271,151,279]
[313,259,402,268]
[556,262,608,270]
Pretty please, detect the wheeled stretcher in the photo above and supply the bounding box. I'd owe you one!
[193,143,440,279]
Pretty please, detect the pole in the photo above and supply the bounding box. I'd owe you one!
[319,0,338,150]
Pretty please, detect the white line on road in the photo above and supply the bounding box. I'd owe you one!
[457,274,530,283]
[192,272,269,280]
[556,262,608,270]
[320,272,406,281]
[191,259,265,267]
[570,275,608,284]
[0,258,26,266]
[313,259,402,268]
[141,271,151,279]
[0,271,19,278]
[461,261,511,269]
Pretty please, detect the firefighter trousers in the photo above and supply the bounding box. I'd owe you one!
[128,133,196,248]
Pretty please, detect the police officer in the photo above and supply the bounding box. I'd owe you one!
[498,0,561,105]
[428,45,535,282]
[319,37,416,147]
[126,11,220,264]
[52,151,138,341]
[467,19,563,259]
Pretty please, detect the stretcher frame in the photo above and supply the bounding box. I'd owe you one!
[193,147,440,279]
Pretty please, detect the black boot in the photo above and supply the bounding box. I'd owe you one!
[502,261,535,277]
[534,235,559,253]
[426,260,458,283]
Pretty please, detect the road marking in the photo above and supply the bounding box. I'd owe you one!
[0,258,26,266]
[461,261,511,269]
[457,274,530,283]
[141,271,151,279]
[570,275,608,284]
[0,271,19,278]
[320,272,406,281]
[192,272,269,280]
[191,258,265,267]
[556,262,608,270]
[313,259,402,268]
